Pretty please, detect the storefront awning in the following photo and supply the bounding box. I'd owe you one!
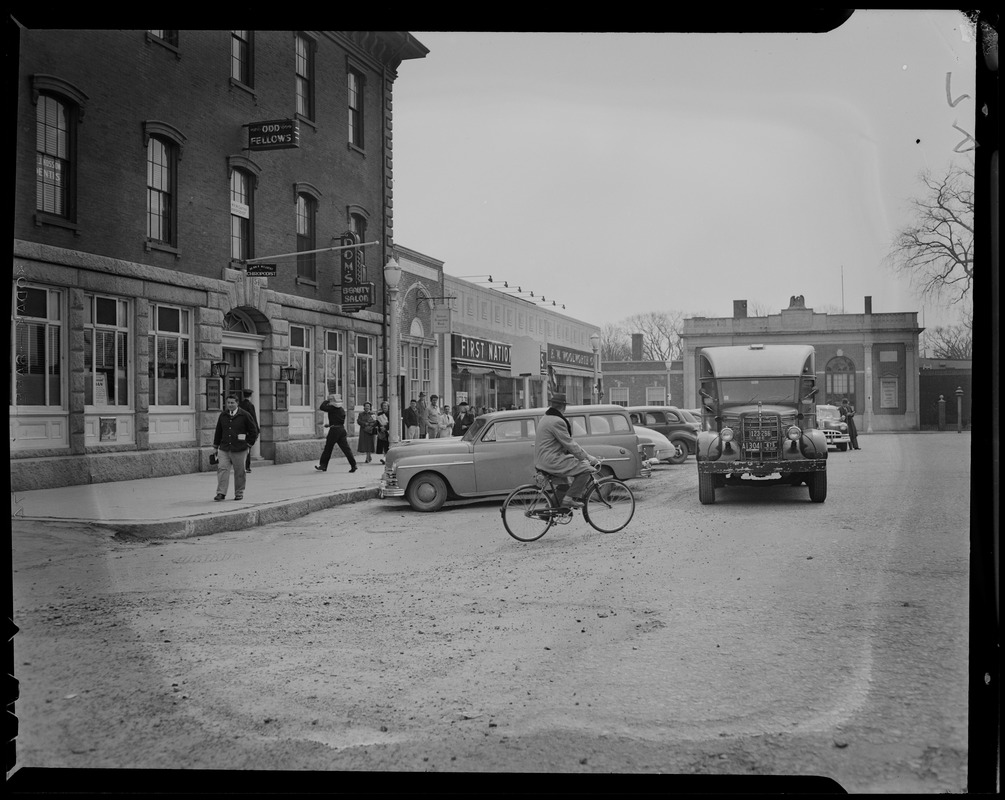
[453,362,507,376]
[549,365,593,377]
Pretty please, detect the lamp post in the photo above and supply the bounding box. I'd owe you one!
[384,256,402,446]
[590,332,600,404]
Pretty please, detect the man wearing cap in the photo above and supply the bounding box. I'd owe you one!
[534,393,601,509]
[423,394,443,439]
[452,401,475,436]
[315,393,357,473]
[239,388,259,472]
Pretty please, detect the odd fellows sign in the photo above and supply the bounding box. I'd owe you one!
[451,334,511,370]
[247,119,300,151]
[339,231,373,312]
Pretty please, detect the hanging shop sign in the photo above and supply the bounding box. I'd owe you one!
[338,231,372,311]
[546,343,595,370]
[451,334,511,369]
[247,119,300,151]
[431,305,451,334]
[341,282,374,313]
[246,263,276,277]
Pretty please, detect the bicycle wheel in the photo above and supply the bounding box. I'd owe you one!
[583,479,635,533]
[501,485,555,542]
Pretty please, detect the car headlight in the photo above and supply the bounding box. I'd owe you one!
[721,427,734,442]
[786,426,802,441]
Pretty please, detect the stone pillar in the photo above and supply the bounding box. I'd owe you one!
[67,288,86,455]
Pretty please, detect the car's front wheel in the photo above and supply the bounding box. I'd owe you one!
[807,470,827,503]
[698,471,716,504]
[406,472,449,512]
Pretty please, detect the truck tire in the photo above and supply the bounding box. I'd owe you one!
[698,471,716,504]
[807,470,827,503]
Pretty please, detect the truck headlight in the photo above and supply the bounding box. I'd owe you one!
[721,427,734,442]
[786,426,802,441]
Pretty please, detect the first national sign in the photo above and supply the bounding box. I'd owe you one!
[247,119,300,151]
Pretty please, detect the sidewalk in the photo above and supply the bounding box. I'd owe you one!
[10,458,384,539]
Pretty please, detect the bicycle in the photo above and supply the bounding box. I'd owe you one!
[500,461,636,542]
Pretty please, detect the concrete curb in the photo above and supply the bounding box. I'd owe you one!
[20,487,382,541]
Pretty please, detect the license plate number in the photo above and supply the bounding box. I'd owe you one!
[747,429,774,441]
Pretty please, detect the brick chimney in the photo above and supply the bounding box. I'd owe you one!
[632,333,644,360]
[864,296,872,315]
[733,300,747,318]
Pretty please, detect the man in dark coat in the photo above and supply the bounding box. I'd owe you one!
[239,388,259,472]
[315,393,358,473]
[213,394,259,501]
[838,397,860,450]
[452,401,476,436]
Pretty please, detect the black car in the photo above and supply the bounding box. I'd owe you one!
[626,406,700,464]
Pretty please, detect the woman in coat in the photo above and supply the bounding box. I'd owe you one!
[356,402,377,463]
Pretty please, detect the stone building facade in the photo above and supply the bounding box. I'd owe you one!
[11,29,427,490]
[682,296,924,433]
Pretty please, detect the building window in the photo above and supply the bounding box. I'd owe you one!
[349,212,367,278]
[289,324,312,407]
[84,294,130,407]
[230,168,253,261]
[148,30,178,47]
[231,30,253,86]
[11,284,63,407]
[296,193,317,282]
[348,68,364,149]
[35,93,75,220]
[645,386,667,405]
[146,136,176,245]
[355,334,375,408]
[609,386,629,407]
[148,305,191,407]
[295,33,315,121]
[324,329,345,396]
[825,356,856,402]
[408,343,432,402]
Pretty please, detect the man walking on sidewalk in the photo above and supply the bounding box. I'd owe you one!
[316,393,358,473]
[213,394,259,501]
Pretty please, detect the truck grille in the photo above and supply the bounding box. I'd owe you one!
[723,412,796,461]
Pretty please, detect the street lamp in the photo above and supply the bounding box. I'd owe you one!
[590,332,600,404]
[384,256,402,447]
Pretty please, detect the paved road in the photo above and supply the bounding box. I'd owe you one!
[10,434,976,792]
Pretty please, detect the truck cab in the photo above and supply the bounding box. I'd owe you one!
[695,343,828,504]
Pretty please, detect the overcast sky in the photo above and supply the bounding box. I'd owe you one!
[391,12,976,334]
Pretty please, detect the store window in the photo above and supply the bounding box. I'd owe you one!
[84,294,130,407]
[148,304,191,407]
[324,329,345,396]
[12,284,63,407]
[289,324,312,407]
[608,386,629,407]
[355,334,375,407]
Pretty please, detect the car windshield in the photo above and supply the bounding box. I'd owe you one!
[461,417,487,442]
[718,378,797,406]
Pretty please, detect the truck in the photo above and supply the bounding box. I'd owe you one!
[695,343,828,504]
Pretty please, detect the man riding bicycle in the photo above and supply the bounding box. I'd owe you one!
[534,393,601,509]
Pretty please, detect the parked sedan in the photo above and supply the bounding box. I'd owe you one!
[634,424,679,465]
[380,404,647,511]
[816,404,851,451]
[626,406,700,464]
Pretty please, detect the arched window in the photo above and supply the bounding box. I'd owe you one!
[825,356,856,402]
[223,309,257,334]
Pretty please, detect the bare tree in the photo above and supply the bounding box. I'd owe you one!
[888,161,974,307]
[599,322,632,361]
[921,309,973,359]
[620,311,685,362]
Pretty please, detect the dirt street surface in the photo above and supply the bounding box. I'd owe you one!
[10,434,974,793]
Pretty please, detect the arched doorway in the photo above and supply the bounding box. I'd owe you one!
[222,307,269,462]
[824,355,856,405]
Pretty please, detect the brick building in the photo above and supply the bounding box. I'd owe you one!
[11,29,427,490]
[682,296,924,433]
[600,333,685,408]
